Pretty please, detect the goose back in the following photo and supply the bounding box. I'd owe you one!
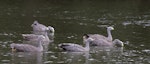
[10,43,41,52]
[59,43,85,52]
[83,34,113,46]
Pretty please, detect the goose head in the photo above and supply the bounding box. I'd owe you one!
[83,34,89,39]
[31,20,39,27]
[113,39,124,47]
[47,26,55,33]
[107,26,114,31]
[83,34,94,43]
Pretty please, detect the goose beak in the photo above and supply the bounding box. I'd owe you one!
[12,48,16,52]
[112,28,114,30]
[83,36,86,39]
[31,24,33,27]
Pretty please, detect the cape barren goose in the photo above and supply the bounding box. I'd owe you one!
[10,35,45,52]
[59,36,94,52]
[31,21,54,36]
[83,27,124,47]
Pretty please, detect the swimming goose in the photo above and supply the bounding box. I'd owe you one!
[22,32,50,42]
[59,36,94,52]
[47,26,55,39]
[31,21,55,35]
[10,35,45,52]
[83,26,114,46]
[83,27,124,47]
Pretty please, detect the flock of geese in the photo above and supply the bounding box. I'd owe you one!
[10,21,124,52]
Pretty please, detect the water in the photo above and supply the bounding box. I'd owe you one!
[0,0,150,64]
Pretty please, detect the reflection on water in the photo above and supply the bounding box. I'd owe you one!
[57,52,91,64]
[11,52,43,64]
[89,47,124,64]
[0,0,150,64]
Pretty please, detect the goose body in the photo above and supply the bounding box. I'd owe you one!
[59,37,93,52]
[10,44,42,52]
[10,35,44,52]
[84,27,114,46]
[22,34,50,42]
[59,43,87,52]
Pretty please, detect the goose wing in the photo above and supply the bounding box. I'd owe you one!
[36,24,48,31]
[90,39,113,46]
[10,43,39,52]
[22,34,41,40]
[59,43,85,52]
[87,34,112,46]
[88,34,108,40]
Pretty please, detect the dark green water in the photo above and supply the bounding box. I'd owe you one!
[0,0,150,64]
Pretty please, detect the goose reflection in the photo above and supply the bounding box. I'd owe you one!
[11,52,43,64]
[89,46,124,63]
[59,52,91,64]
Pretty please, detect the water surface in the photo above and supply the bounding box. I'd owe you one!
[0,0,150,64]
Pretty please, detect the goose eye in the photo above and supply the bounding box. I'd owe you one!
[34,23,37,25]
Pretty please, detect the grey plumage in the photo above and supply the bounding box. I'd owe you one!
[83,27,124,47]
[59,43,86,52]
[22,34,41,41]
[83,27,114,46]
[31,21,49,32]
[59,38,94,52]
[84,34,112,46]
[113,39,124,47]
[22,21,55,43]
[22,33,50,42]
[10,44,41,52]
[10,35,45,52]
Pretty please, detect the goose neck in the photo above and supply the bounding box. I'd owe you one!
[37,40,43,51]
[85,41,90,51]
[107,29,112,41]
